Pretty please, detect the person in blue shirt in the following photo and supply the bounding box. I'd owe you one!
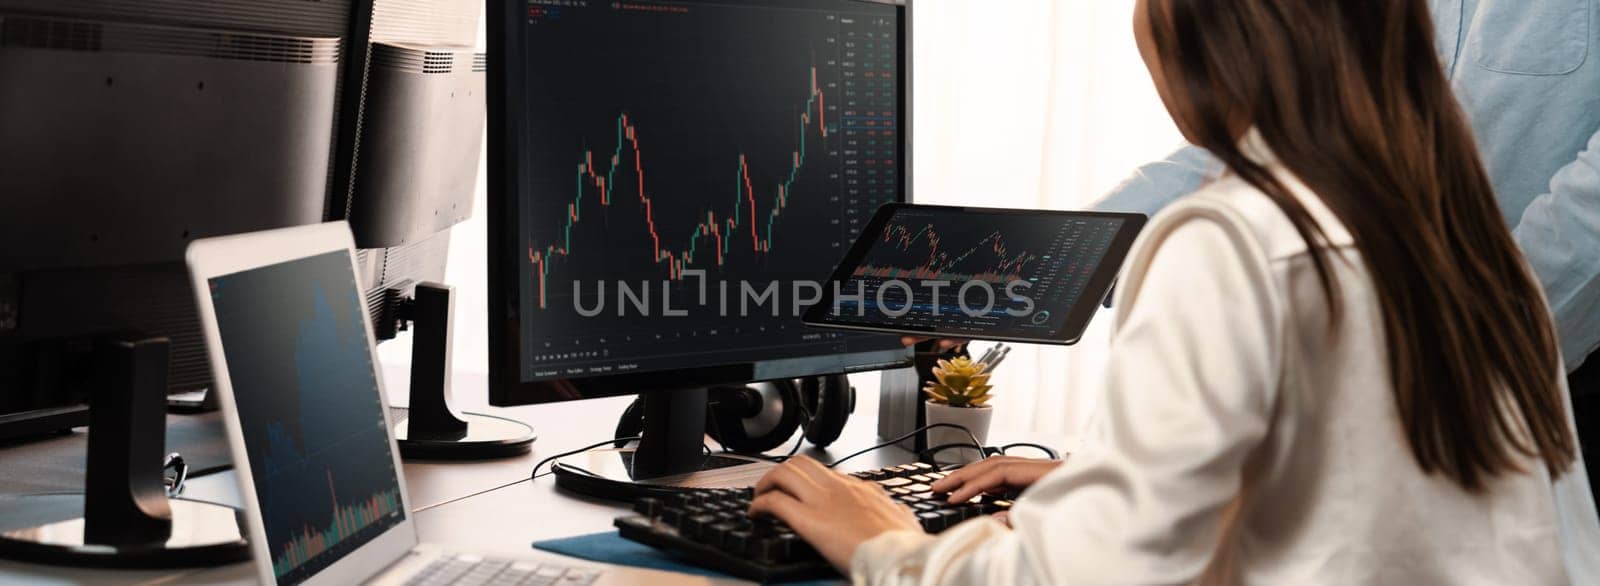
[1095,0,1600,502]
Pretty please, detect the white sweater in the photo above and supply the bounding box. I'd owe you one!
[852,150,1600,584]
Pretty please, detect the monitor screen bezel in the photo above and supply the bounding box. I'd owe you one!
[487,0,913,406]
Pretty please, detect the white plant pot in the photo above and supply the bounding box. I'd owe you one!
[924,401,993,466]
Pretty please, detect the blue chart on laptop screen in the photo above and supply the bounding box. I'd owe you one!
[209,251,403,585]
[825,207,1125,339]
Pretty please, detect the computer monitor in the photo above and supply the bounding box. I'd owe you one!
[488,0,911,495]
[0,0,481,437]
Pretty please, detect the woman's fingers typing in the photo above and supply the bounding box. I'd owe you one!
[754,459,825,503]
[929,456,1065,503]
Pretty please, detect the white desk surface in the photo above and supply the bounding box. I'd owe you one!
[0,366,1068,585]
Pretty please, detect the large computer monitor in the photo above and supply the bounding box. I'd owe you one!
[488,0,911,494]
[0,0,494,567]
[0,0,482,430]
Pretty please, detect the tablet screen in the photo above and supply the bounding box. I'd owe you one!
[804,204,1144,344]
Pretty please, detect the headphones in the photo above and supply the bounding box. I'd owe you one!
[613,374,856,454]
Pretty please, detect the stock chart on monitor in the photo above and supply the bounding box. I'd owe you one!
[517,0,906,382]
[209,252,403,585]
[818,206,1129,341]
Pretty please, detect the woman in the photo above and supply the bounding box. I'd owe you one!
[748,0,1600,582]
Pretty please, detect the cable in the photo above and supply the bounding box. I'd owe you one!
[412,475,531,514]
[526,435,713,484]
[529,435,642,482]
[920,442,994,462]
[826,423,985,469]
[998,442,1061,460]
[772,395,813,462]
[187,463,235,479]
[707,380,813,464]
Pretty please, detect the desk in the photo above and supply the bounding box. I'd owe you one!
[0,366,1067,585]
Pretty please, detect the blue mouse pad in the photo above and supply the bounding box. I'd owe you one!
[531,531,840,585]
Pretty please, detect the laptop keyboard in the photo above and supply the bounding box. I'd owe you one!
[404,553,601,586]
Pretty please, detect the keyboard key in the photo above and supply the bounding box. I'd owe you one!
[751,537,785,563]
[660,507,683,525]
[634,497,661,516]
[510,561,540,573]
[752,518,783,537]
[916,511,944,531]
[877,477,913,488]
[707,522,740,546]
[682,514,718,539]
[560,568,602,585]
[724,528,751,552]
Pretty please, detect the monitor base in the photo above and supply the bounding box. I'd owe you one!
[0,405,87,443]
[391,283,536,460]
[0,493,248,569]
[551,449,774,501]
[393,408,536,459]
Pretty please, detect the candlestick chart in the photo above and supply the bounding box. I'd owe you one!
[526,64,832,309]
[824,208,1130,338]
[851,222,1043,284]
[513,0,907,382]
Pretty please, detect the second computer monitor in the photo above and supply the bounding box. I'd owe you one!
[489,0,911,406]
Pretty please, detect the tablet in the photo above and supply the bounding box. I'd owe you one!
[803,203,1145,345]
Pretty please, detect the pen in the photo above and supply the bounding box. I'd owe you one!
[985,346,1011,372]
[975,345,999,365]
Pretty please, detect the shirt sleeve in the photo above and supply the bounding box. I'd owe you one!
[1513,126,1600,373]
[1090,144,1222,215]
[849,208,1286,585]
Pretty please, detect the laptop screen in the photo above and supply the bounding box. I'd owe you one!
[208,250,406,585]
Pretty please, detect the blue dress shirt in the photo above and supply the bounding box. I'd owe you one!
[1096,0,1600,373]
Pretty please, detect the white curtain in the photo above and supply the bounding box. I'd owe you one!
[911,0,1184,437]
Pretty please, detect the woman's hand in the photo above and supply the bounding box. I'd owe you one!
[928,456,1063,504]
[748,456,923,573]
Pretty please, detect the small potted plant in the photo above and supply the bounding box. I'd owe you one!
[922,356,994,465]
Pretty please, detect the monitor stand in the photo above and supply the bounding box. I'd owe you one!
[392,283,536,459]
[0,336,249,568]
[0,405,87,442]
[552,387,775,502]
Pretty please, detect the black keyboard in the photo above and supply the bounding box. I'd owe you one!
[614,462,1014,583]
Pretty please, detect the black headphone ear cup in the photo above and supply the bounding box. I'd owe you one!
[802,374,853,447]
[709,380,803,454]
[613,398,646,448]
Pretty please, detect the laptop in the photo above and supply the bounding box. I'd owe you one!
[186,222,639,586]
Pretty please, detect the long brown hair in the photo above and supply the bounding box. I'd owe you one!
[1141,0,1574,490]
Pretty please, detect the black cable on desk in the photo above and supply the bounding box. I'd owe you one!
[529,436,643,482]
[825,423,986,469]
[998,442,1061,460]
